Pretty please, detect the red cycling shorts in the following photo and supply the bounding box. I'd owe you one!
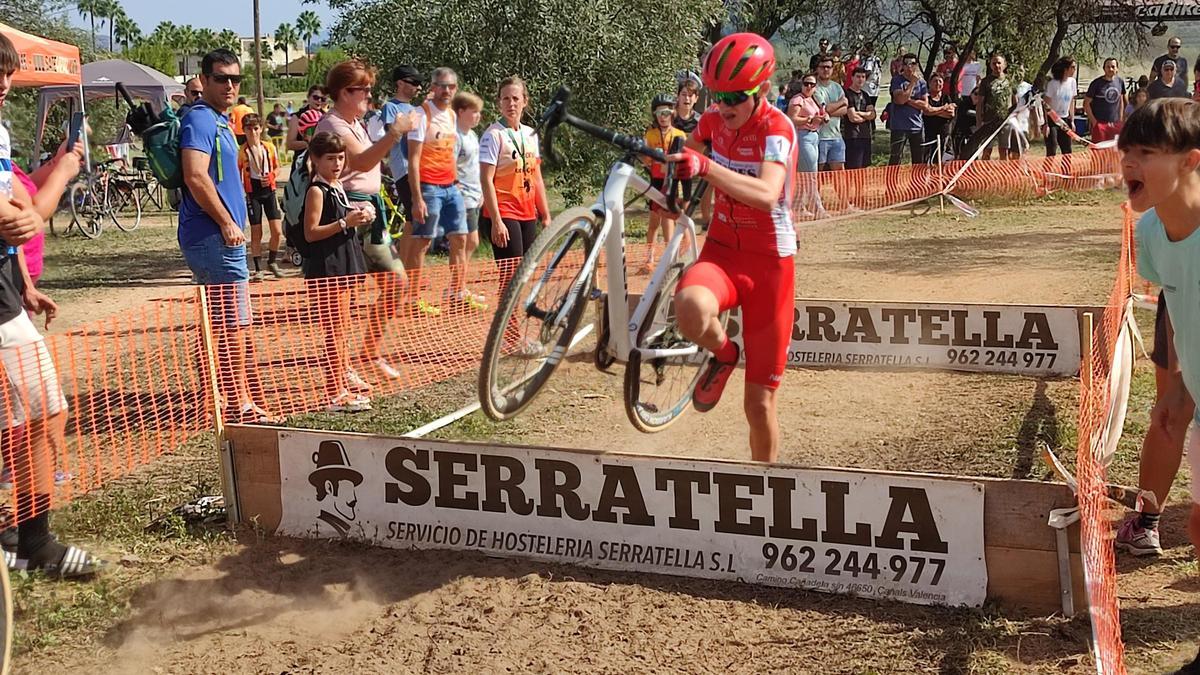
[677,240,795,389]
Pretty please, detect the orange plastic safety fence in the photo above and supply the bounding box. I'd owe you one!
[0,291,212,524]
[0,244,672,525]
[1074,205,1135,675]
[790,143,1121,221]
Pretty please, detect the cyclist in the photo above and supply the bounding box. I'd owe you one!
[670,32,798,463]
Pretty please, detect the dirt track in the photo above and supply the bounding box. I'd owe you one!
[27,198,1200,674]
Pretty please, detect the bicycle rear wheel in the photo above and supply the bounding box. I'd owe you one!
[623,245,726,432]
[478,206,598,421]
[110,180,142,232]
[67,182,102,239]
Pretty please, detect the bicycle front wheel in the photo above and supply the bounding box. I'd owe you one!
[478,207,599,421]
[623,245,726,433]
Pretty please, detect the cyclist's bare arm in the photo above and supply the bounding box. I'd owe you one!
[679,137,786,212]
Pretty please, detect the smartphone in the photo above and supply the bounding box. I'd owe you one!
[66,111,84,151]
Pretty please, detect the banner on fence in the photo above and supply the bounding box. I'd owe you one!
[726,299,1085,376]
[275,430,988,607]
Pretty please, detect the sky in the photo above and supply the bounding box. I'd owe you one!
[66,0,339,38]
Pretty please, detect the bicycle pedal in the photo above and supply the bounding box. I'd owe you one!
[589,288,604,301]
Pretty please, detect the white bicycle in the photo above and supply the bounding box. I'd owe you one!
[478,87,724,431]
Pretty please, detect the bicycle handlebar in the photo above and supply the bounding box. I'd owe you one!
[539,86,668,165]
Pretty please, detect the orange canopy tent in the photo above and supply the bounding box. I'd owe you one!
[0,22,82,88]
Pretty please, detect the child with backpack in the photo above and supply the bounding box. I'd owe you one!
[301,132,374,412]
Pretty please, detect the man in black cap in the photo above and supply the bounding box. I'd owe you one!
[383,65,424,224]
[308,440,363,538]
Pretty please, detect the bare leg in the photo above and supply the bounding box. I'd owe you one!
[744,383,780,463]
[674,285,726,353]
[267,218,283,253]
[448,234,469,295]
[250,223,263,260]
[644,212,661,268]
[1139,366,1192,510]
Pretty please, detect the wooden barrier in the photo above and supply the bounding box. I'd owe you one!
[226,425,1083,615]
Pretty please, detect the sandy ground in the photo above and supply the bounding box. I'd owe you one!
[23,199,1200,674]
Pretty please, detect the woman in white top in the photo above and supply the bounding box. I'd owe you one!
[1042,56,1078,157]
[958,49,981,101]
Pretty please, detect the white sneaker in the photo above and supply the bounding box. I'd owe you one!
[345,369,373,394]
[326,390,372,413]
[372,358,402,380]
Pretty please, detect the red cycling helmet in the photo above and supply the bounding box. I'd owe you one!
[702,33,776,93]
[297,109,324,135]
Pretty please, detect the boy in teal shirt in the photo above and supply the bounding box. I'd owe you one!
[1121,97,1200,675]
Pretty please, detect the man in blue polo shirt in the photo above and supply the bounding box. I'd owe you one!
[888,53,929,165]
[179,48,275,425]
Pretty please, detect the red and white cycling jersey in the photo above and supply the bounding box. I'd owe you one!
[694,102,798,257]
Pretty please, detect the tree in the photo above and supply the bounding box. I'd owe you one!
[174,24,196,76]
[126,41,177,76]
[77,0,100,51]
[217,29,241,54]
[297,10,322,56]
[96,0,121,52]
[330,0,721,199]
[274,22,300,76]
[113,12,140,52]
[194,28,218,58]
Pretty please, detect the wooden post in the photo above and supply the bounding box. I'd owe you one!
[196,286,240,524]
[252,0,266,120]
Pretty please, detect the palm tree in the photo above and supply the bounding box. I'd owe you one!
[296,10,321,56]
[217,29,241,55]
[274,23,300,77]
[98,0,122,52]
[113,13,140,52]
[194,28,218,58]
[175,24,197,76]
[77,0,100,52]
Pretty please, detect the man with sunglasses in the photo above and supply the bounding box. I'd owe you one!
[1152,37,1188,90]
[813,56,849,171]
[670,33,798,463]
[809,37,831,73]
[179,49,276,425]
[406,67,478,311]
[383,65,423,224]
[287,85,328,153]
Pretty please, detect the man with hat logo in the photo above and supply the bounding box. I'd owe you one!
[308,440,363,537]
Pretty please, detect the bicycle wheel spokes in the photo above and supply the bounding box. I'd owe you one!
[479,206,598,421]
[67,181,102,239]
[624,248,718,433]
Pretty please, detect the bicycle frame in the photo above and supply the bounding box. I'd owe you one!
[543,159,701,364]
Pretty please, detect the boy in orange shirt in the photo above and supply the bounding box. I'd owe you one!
[237,114,284,279]
[642,94,688,273]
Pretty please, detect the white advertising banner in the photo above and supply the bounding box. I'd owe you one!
[727,299,1082,376]
[277,431,988,607]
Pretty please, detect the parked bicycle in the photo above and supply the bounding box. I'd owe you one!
[59,158,141,239]
[478,86,724,432]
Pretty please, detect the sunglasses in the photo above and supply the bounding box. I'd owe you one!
[209,74,242,85]
[802,81,817,87]
[311,95,327,102]
[711,89,755,105]
[188,89,202,97]
[654,109,674,117]
[903,60,918,66]
[1170,44,1181,48]
[432,82,458,90]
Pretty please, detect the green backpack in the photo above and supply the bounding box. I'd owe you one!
[118,84,224,190]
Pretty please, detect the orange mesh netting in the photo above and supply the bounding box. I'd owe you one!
[790,143,1120,221]
[1073,205,1135,674]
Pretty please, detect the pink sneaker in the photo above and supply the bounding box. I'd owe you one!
[1115,517,1162,556]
